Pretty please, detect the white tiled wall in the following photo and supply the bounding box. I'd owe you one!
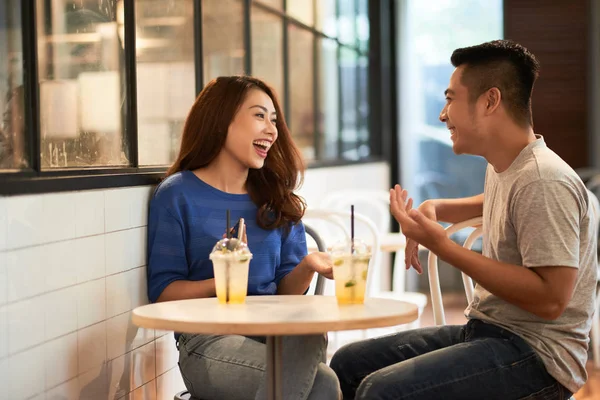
[0,162,391,400]
[0,186,185,400]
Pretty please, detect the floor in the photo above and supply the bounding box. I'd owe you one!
[328,292,600,399]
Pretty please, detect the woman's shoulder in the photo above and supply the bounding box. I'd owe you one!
[151,171,195,209]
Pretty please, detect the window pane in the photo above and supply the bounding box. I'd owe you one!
[287,0,314,26]
[315,0,336,37]
[339,47,358,160]
[38,0,127,169]
[202,0,244,82]
[337,0,355,45]
[400,0,503,205]
[135,0,195,166]
[251,6,284,105]
[288,25,314,160]
[357,55,369,156]
[255,0,282,9]
[316,38,338,160]
[357,0,369,52]
[0,1,27,171]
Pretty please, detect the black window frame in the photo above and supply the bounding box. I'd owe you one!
[0,0,396,196]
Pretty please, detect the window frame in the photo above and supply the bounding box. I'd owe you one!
[0,0,394,196]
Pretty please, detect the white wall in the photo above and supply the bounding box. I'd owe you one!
[299,161,390,207]
[0,186,184,400]
[0,161,391,400]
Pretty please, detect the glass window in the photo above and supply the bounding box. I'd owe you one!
[0,1,27,171]
[287,0,314,26]
[288,25,314,160]
[357,55,369,156]
[202,0,244,83]
[399,0,503,205]
[251,6,284,105]
[337,0,355,46]
[357,0,369,52]
[135,0,195,166]
[255,0,283,10]
[339,47,358,160]
[316,38,338,160]
[315,0,336,37]
[37,0,127,169]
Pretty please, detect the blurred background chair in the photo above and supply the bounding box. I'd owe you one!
[319,191,428,324]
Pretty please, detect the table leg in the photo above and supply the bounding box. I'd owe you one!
[266,336,283,400]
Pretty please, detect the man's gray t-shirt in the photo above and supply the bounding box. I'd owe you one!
[465,136,597,393]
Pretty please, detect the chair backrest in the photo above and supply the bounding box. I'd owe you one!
[304,223,327,295]
[320,190,392,237]
[428,217,483,326]
[303,208,382,297]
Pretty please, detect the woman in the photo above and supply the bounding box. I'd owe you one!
[147,75,340,400]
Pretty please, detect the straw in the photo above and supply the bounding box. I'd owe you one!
[351,205,355,254]
[225,210,231,302]
[350,205,356,301]
[226,209,231,239]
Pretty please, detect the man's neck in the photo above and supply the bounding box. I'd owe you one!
[193,154,249,194]
[484,125,537,173]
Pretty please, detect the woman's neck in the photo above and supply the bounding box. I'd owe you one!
[193,155,249,194]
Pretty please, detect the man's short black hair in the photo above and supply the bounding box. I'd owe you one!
[451,40,540,126]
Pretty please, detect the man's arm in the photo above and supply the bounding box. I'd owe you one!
[422,193,484,224]
[405,193,484,271]
[392,182,582,320]
[435,240,577,320]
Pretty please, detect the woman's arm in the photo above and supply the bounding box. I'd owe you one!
[275,222,333,295]
[156,279,216,302]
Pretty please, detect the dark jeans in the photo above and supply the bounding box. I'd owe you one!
[330,319,572,400]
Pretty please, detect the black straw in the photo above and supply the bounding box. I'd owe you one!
[226,209,231,239]
[351,205,355,254]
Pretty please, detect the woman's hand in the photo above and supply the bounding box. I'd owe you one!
[299,252,334,279]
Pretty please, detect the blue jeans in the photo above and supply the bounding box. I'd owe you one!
[330,319,572,400]
[178,333,341,400]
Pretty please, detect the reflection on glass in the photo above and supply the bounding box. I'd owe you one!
[37,0,127,169]
[255,0,283,9]
[400,0,503,205]
[0,1,27,170]
[288,25,314,160]
[340,47,357,160]
[316,0,336,36]
[338,0,355,45]
[316,38,338,160]
[202,0,244,83]
[357,55,369,157]
[287,0,314,26]
[135,0,195,166]
[251,6,284,106]
[357,0,369,52]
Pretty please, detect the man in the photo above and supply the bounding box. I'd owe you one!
[330,40,597,399]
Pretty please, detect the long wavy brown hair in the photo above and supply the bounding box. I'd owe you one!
[166,76,306,230]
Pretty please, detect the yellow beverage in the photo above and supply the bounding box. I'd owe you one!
[332,254,370,305]
[210,238,252,304]
[212,257,251,304]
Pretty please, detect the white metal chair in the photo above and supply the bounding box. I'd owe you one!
[428,217,482,325]
[319,192,428,324]
[304,208,427,334]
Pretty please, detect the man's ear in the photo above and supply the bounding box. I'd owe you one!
[484,87,502,114]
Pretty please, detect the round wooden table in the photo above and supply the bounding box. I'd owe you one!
[132,295,419,400]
